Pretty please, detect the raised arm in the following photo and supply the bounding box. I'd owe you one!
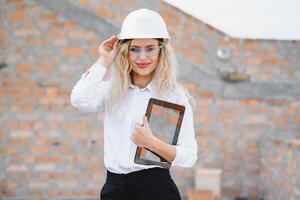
[70,35,119,112]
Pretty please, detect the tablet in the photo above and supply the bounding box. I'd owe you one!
[134,98,185,169]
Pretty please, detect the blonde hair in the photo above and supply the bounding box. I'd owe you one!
[107,39,195,109]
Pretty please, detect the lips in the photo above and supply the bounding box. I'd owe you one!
[136,63,150,69]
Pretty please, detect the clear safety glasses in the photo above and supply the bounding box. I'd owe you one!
[128,45,162,59]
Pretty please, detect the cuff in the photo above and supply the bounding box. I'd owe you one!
[172,145,197,168]
[81,61,107,81]
[172,145,185,166]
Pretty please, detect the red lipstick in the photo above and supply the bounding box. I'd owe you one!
[136,63,150,69]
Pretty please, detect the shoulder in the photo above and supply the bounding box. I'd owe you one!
[161,85,194,109]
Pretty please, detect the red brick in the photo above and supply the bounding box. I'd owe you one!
[292,117,300,122]
[95,7,114,19]
[217,114,237,123]
[199,91,213,98]
[53,38,67,46]
[10,139,28,146]
[75,156,87,163]
[49,173,62,179]
[68,31,93,39]
[30,146,49,154]
[0,29,5,37]
[6,0,23,3]
[86,163,104,170]
[0,131,7,139]
[64,21,76,29]
[47,31,68,37]
[63,48,83,55]
[40,13,57,20]
[16,65,34,71]
[266,100,290,106]
[58,181,77,189]
[187,189,215,200]
[241,99,261,106]
[58,146,71,154]
[88,39,99,45]
[36,156,61,163]
[19,122,32,129]
[8,12,26,20]
[88,48,98,56]
[241,58,262,65]
[2,182,17,190]
[26,38,45,45]
[78,0,88,6]
[15,4,25,11]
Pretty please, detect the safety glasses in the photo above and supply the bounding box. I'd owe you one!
[128,45,162,59]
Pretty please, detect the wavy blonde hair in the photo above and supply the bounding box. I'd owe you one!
[107,39,195,109]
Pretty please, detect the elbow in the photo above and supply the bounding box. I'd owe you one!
[172,145,198,168]
[188,152,197,168]
[70,89,81,108]
[183,150,197,168]
[70,90,98,112]
[70,90,77,108]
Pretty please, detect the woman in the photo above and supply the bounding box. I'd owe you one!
[71,8,197,200]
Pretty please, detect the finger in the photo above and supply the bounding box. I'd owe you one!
[132,129,138,136]
[101,36,114,45]
[134,124,141,132]
[112,34,118,40]
[131,131,138,141]
[101,35,117,48]
[112,38,118,50]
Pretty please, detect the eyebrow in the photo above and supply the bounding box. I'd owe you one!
[129,44,157,48]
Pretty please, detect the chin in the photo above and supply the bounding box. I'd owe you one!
[133,66,156,76]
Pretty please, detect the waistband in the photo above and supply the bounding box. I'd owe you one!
[106,167,171,185]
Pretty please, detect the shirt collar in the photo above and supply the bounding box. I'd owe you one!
[129,80,155,93]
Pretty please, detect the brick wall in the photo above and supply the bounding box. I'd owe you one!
[260,138,300,200]
[1,0,300,199]
[1,0,105,199]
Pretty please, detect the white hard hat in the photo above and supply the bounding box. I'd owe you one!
[119,8,170,40]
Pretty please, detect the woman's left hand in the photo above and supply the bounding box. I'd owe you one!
[131,116,156,149]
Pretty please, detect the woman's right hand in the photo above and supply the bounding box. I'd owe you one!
[97,35,119,68]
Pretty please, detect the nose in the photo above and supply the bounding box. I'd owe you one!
[138,49,148,60]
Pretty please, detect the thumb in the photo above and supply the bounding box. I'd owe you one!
[143,116,149,127]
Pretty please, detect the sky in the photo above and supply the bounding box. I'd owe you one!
[163,0,300,40]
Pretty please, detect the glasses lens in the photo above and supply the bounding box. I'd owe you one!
[129,45,161,59]
[129,47,140,58]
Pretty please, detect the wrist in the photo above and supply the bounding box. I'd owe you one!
[96,57,110,68]
[147,135,159,151]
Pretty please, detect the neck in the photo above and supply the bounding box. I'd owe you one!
[132,72,154,89]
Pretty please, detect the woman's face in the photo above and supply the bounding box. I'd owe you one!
[128,38,161,78]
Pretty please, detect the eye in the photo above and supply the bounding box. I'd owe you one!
[129,47,140,53]
[146,46,155,52]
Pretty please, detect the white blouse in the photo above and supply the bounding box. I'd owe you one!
[70,62,197,174]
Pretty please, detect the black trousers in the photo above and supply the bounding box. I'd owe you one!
[100,167,181,200]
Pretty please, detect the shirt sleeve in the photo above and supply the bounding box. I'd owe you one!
[70,62,109,112]
[172,92,198,168]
